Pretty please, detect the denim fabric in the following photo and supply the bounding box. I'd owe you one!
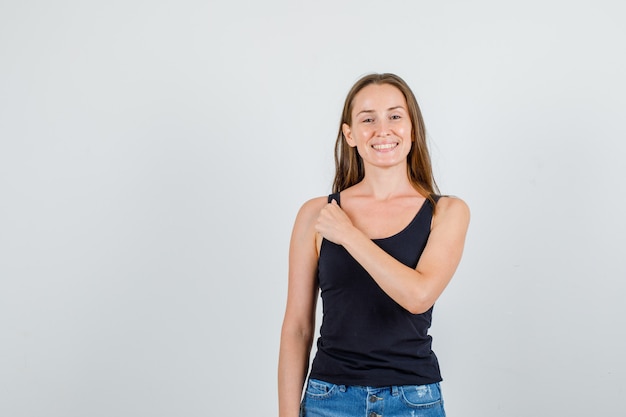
[300,378,445,417]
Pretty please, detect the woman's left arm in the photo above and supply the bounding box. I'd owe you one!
[315,197,470,314]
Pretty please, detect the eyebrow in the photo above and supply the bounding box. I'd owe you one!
[356,106,406,117]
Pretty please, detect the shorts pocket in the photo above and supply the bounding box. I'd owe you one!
[399,382,443,409]
[304,378,338,399]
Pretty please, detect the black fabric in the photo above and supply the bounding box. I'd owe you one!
[309,192,442,387]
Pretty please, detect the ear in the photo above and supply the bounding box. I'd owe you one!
[342,123,356,147]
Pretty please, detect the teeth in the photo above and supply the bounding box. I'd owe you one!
[373,143,397,150]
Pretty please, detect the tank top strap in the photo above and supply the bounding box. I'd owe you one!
[328,192,341,205]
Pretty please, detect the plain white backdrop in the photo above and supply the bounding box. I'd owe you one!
[1,1,625,416]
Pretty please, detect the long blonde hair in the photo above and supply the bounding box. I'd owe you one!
[332,73,439,207]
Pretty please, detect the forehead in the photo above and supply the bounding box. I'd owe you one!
[352,83,407,111]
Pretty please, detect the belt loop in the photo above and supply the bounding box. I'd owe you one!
[391,385,399,396]
[339,384,347,392]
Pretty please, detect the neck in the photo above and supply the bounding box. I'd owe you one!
[358,165,415,200]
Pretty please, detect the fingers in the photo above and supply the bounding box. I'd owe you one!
[320,200,342,221]
[315,200,352,245]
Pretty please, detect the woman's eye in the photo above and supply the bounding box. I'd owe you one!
[363,118,374,123]
[391,115,401,120]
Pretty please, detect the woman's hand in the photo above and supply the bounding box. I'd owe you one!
[314,200,357,246]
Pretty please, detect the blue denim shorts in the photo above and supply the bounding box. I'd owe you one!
[300,378,445,417]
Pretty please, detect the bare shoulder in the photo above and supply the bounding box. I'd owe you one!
[298,196,328,218]
[293,196,328,229]
[290,196,328,257]
[436,195,469,213]
[433,196,470,228]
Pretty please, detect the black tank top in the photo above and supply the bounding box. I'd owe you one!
[309,192,442,387]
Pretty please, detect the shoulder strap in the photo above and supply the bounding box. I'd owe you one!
[328,192,341,205]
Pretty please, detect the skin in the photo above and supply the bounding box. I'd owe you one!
[278,84,470,417]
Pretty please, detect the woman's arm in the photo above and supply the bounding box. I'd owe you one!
[315,196,470,314]
[278,197,326,417]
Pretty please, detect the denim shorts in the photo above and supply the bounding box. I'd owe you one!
[300,378,445,417]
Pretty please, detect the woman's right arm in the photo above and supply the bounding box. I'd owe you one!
[278,197,326,417]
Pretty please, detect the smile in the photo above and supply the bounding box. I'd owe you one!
[372,143,398,151]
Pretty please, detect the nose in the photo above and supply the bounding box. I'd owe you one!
[376,119,391,137]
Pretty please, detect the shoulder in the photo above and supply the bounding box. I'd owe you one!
[290,196,328,255]
[299,196,329,216]
[433,196,470,228]
[293,196,328,227]
[435,195,469,212]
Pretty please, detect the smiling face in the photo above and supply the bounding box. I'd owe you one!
[342,83,413,171]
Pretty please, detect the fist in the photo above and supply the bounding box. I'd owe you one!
[315,200,354,245]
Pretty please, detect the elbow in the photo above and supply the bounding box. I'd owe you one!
[404,292,436,315]
[406,303,433,315]
[281,320,316,346]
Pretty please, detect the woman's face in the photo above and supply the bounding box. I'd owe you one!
[343,83,413,170]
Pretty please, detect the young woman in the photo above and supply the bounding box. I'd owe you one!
[278,73,470,417]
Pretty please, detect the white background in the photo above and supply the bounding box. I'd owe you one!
[1,1,625,416]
